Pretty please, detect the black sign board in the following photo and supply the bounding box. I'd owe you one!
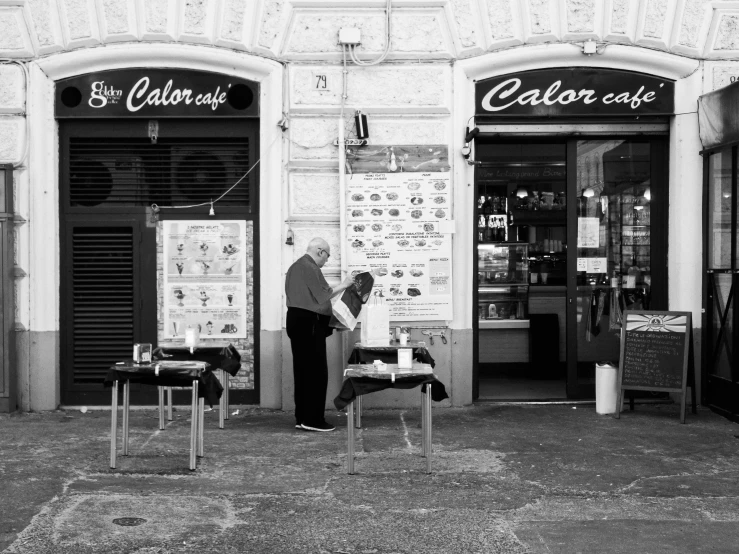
[476,68,674,118]
[55,69,258,118]
[616,310,694,423]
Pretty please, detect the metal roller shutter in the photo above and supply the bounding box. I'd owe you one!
[70,226,135,385]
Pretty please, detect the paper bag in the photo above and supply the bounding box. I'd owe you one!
[360,294,390,346]
[330,272,375,331]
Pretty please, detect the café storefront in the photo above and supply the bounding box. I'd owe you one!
[54,68,260,406]
[472,68,672,400]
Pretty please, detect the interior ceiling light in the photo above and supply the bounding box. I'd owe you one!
[643,187,651,201]
[516,187,528,198]
[582,188,595,198]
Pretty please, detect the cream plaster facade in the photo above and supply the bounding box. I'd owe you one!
[0,0,738,411]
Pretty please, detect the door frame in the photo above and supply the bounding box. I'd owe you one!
[473,128,669,400]
[565,136,670,398]
[703,144,739,420]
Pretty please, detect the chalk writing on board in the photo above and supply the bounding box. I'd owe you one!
[622,327,685,389]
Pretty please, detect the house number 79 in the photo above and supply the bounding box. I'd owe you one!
[313,73,331,91]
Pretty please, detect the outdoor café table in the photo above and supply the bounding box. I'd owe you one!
[155,342,241,429]
[346,341,435,428]
[104,360,223,471]
[333,362,448,475]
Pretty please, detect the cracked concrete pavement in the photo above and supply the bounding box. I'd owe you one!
[2,403,739,553]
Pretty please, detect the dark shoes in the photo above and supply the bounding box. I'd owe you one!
[300,421,336,432]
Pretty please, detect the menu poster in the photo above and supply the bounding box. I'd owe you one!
[345,146,453,321]
[163,220,247,339]
[577,217,600,248]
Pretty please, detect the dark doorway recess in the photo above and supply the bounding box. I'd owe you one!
[59,119,259,405]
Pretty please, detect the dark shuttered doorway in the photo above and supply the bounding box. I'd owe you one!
[60,119,259,405]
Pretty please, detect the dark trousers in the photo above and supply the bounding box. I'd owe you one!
[286,307,331,426]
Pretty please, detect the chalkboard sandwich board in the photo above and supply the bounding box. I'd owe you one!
[616,310,694,423]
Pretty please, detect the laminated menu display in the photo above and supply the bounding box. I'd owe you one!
[345,145,453,321]
[162,220,248,339]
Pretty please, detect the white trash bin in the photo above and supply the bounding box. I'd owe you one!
[595,362,619,415]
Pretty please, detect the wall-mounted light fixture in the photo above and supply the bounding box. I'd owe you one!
[582,187,595,198]
[285,228,294,245]
[581,40,606,56]
[277,113,289,131]
[583,40,597,55]
[462,125,479,164]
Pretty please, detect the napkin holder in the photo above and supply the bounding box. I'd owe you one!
[185,326,200,354]
[397,348,413,369]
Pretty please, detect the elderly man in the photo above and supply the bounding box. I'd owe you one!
[286,237,354,432]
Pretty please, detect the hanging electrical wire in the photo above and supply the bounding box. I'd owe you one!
[348,0,392,66]
[152,132,282,213]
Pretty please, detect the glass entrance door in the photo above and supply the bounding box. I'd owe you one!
[474,137,668,399]
[566,139,667,397]
[705,147,739,418]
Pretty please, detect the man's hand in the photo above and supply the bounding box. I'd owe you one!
[331,274,356,298]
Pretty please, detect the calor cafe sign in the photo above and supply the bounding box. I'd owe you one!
[56,68,258,118]
[475,68,674,117]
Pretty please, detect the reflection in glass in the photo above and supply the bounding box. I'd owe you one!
[708,151,732,269]
[575,140,652,380]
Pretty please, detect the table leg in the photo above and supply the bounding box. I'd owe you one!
[425,384,432,474]
[347,400,355,475]
[219,370,225,430]
[110,380,118,469]
[224,373,230,420]
[198,397,205,457]
[122,380,130,456]
[189,381,198,471]
[167,387,173,421]
[355,394,362,429]
[158,386,165,430]
[421,387,427,458]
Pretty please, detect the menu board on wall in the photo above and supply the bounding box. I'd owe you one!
[344,145,452,321]
[162,220,247,339]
